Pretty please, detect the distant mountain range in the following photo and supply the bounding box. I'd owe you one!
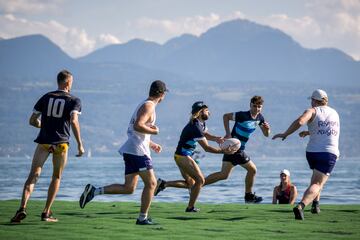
[81,20,360,85]
[1,19,359,86]
[0,19,359,157]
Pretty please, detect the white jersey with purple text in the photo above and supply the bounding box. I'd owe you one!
[306,106,340,157]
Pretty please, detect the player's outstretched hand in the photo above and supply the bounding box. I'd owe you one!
[299,131,309,138]
[272,133,287,141]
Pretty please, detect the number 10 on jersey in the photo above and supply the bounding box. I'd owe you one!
[47,98,65,118]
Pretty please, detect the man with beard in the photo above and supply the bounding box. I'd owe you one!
[154,101,235,212]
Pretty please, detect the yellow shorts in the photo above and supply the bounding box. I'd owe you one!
[174,154,184,161]
[41,143,68,155]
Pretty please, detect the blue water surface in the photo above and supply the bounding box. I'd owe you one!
[0,155,359,204]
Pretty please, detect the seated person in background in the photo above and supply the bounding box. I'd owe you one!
[272,169,297,204]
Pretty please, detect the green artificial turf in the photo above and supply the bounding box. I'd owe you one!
[0,200,359,239]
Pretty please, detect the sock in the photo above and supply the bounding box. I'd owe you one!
[94,187,104,196]
[138,213,147,221]
[298,202,305,209]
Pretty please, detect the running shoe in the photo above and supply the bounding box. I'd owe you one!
[293,205,305,220]
[79,184,96,209]
[41,211,58,222]
[154,178,166,196]
[136,217,154,225]
[311,204,320,214]
[244,192,263,203]
[185,207,200,212]
[10,208,27,223]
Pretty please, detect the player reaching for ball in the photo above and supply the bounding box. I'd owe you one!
[204,96,271,203]
[154,101,236,212]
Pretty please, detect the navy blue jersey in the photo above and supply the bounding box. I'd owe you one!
[231,111,265,150]
[175,119,207,156]
[33,90,81,144]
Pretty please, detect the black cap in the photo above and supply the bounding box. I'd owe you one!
[149,80,168,96]
[191,101,208,114]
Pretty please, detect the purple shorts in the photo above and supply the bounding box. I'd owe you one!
[123,153,153,175]
[306,152,337,176]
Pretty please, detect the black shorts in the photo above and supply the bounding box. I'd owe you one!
[222,150,251,166]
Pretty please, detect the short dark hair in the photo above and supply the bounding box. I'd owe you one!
[250,96,264,105]
[57,70,72,85]
[149,80,168,97]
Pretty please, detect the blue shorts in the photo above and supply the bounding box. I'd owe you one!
[123,153,153,175]
[306,152,337,176]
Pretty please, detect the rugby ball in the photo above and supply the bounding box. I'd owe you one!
[219,138,241,152]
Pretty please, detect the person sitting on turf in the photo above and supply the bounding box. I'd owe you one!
[272,169,298,204]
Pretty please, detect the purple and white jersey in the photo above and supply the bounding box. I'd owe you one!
[306,106,340,157]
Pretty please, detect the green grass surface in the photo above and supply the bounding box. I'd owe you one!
[0,200,359,239]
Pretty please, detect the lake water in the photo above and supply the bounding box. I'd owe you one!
[0,156,359,204]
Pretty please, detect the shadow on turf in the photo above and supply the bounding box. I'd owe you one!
[312,230,353,236]
[334,209,358,214]
[207,209,237,213]
[1,222,38,226]
[221,216,248,221]
[94,211,137,215]
[166,216,208,221]
[267,209,292,213]
[61,211,137,217]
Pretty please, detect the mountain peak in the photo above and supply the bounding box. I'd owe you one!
[7,34,50,43]
[126,38,161,47]
[0,34,74,77]
[201,18,295,45]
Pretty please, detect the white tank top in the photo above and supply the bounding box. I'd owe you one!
[306,106,340,157]
[119,100,156,157]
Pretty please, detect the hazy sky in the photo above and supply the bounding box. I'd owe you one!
[0,0,359,60]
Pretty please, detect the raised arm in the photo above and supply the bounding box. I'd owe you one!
[70,112,84,157]
[272,108,315,141]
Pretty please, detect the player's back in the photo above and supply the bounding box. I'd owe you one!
[34,90,81,144]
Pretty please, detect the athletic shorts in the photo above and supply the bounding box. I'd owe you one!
[306,151,337,176]
[222,150,251,166]
[40,143,68,155]
[123,153,153,175]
